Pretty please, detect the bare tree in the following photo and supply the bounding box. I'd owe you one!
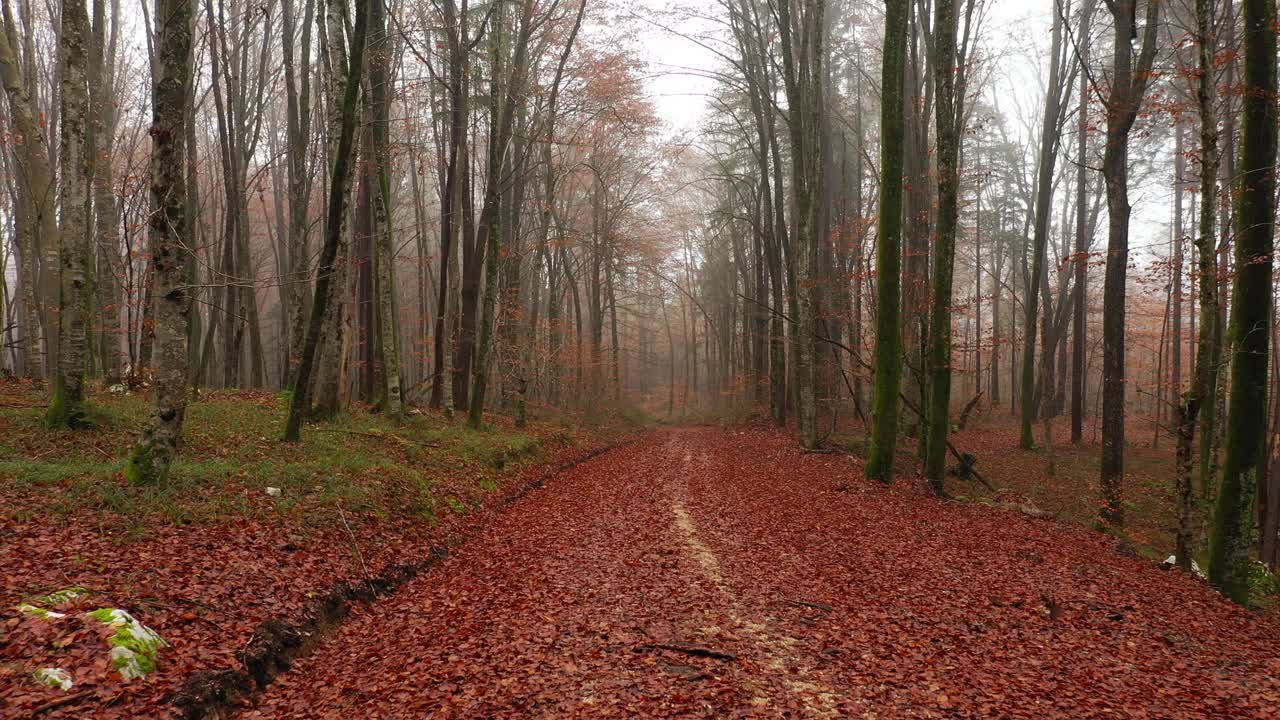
[47,0,94,427]
[126,0,195,485]
[1099,0,1160,528]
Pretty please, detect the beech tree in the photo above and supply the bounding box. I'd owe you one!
[126,0,194,484]
[1098,0,1160,528]
[1019,0,1073,451]
[45,0,93,427]
[866,0,909,482]
[1174,0,1224,570]
[285,0,370,442]
[923,0,978,488]
[0,0,58,381]
[1209,0,1276,603]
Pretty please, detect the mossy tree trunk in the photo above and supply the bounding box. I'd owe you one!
[125,0,193,485]
[311,0,359,420]
[1174,0,1222,570]
[368,0,400,418]
[1209,0,1276,603]
[865,0,908,481]
[284,0,370,442]
[923,0,980,486]
[923,0,960,489]
[47,0,94,428]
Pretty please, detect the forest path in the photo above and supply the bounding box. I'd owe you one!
[239,427,1280,719]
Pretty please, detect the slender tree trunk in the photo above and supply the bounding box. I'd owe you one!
[1099,0,1160,528]
[470,0,534,428]
[0,0,57,380]
[1172,123,1185,413]
[991,230,1002,406]
[285,0,369,441]
[90,0,122,384]
[924,0,962,489]
[1071,12,1090,444]
[48,0,94,427]
[1022,7,1068,449]
[126,0,193,484]
[368,0,400,416]
[773,0,825,449]
[429,1,467,410]
[282,0,315,387]
[902,10,931,445]
[312,0,358,418]
[866,0,908,481]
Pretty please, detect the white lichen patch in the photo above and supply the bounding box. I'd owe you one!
[16,603,66,620]
[1163,555,1207,579]
[33,667,74,691]
[85,608,168,680]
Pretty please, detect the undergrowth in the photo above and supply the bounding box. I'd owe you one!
[0,381,636,539]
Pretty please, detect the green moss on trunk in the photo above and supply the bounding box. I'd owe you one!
[1209,0,1276,605]
[866,0,909,482]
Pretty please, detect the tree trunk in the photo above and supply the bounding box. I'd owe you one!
[90,0,122,384]
[47,0,93,427]
[287,0,368,438]
[1209,0,1275,603]
[0,0,57,380]
[368,0,400,417]
[126,0,193,484]
[924,0,962,489]
[469,0,535,428]
[773,0,826,449]
[1021,6,1068,449]
[1099,0,1160,528]
[866,0,908,481]
[281,0,315,387]
[1071,8,1091,444]
[429,0,468,411]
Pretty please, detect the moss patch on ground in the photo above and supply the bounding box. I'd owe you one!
[0,380,645,538]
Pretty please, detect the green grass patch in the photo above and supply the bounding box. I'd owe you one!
[0,385,572,537]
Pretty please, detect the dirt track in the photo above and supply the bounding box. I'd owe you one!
[239,427,1280,719]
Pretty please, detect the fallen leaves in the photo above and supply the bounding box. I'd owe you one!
[6,421,1280,718]
[235,427,1280,718]
[0,409,632,719]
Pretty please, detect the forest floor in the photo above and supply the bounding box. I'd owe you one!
[3,384,1279,718]
[831,410,1188,561]
[0,379,643,718]
[240,427,1279,718]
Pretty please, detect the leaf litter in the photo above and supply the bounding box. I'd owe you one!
[235,427,1280,718]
